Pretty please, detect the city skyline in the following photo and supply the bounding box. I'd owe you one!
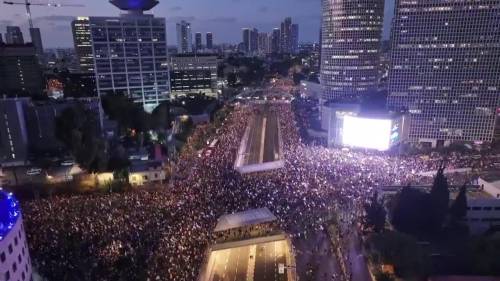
[0,0,396,48]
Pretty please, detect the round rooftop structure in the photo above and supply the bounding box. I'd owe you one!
[0,189,32,281]
[110,0,159,11]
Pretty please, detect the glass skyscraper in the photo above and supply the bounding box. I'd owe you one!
[387,0,500,146]
[320,0,384,101]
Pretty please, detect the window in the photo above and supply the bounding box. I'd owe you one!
[5,270,10,281]
[14,237,18,246]
[1,252,5,262]
[17,254,21,263]
[8,244,13,254]
[12,262,16,272]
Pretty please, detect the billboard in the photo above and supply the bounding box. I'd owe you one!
[342,116,392,150]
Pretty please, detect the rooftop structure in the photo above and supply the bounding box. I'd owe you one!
[109,0,159,11]
[214,208,277,232]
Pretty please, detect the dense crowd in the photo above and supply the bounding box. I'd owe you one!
[22,102,496,281]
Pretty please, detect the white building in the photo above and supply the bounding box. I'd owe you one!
[465,198,500,234]
[0,189,33,281]
[73,0,170,112]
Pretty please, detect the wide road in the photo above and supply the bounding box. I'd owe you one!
[243,105,281,165]
[207,239,290,281]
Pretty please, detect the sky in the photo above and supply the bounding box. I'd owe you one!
[0,0,394,49]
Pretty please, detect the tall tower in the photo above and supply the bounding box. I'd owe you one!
[291,24,299,54]
[280,17,292,53]
[195,32,202,52]
[206,32,213,49]
[5,26,24,45]
[271,28,280,54]
[176,20,192,54]
[80,0,170,112]
[71,17,94,73]
[387,0,500,146]
[320,0,384,101]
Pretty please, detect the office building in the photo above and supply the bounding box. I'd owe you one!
[271,28,280,54]
[169,54,218,95]
[195,32,202,52]
[291,24,299,54]
[29,27,44,58]
[387,0,500,146]
[206,32,213,49]
[0,190,33,281]
[280,17,292,53]
[5,26,24,45]
[257,32,269,54]
[242,28,258,54]
[0,98,29,167]
[176,20,192,54]
[75,0,170,112]
[71,17,94,73]
[320,0,384,101]
[0,44,43,96]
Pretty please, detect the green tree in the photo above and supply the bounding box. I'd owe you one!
[364,192,387,232]
[391,186,432,234]
[55,104,107,172]
[429,166,450,231]
[450,184,468,222]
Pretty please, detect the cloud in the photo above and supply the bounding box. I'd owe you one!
[166,16,197,23]
[169,6,182,11]
[33,15,75,22]
[205,17,237,23]
[258,6,269,13]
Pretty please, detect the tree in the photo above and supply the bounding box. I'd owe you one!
[429,165,450,231]
[450,183,467,222]
[227,72,237,87]
[55,104,107,172]
[364,192,387,232]
[391,186,432,234]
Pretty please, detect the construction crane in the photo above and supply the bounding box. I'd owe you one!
[3,1,84,28]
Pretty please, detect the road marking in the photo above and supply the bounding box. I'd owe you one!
[259,117,267,163]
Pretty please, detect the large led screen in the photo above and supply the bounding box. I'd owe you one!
[342,116,392,150]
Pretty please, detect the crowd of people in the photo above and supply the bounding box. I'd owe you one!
[22,101,497,281]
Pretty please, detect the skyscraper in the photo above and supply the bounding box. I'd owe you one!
[5,26,24,44]
[291,24,299,54]
[320,0,384,101]
[0,33,3,44]
[71,17,94,73]
[280,17,292,53]
[257,32,270,55]
[195,32,202,52]
[206,32,213,49]
[387,0,500,146]
[271,28,280,54]
[242,28,258,54]
[176,20,193,54]
[76,0,170,112]
[0,44,43,96]
[29,27,44,58]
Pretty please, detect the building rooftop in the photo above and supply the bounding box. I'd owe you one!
[214,208,277,232]
[0,189,20,241]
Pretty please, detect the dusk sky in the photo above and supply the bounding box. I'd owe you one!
[0,0,394,49]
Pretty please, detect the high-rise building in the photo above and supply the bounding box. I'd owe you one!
[280,17,292,53]
[242,28,250,53]
[242,28,258,54]
[0,98,30,167]
[5,26,24,45]
[257,32,269,54]
[0,190,33,280]
[291,24,299,54]
[0,33,3,44]
[176,20,192,54]
[271,28,280,54]
[387,0,500,146]
[29,27,43,58]
[79,0,170,112]
[71,17,94,73]
[170,54,218,95]
[206,32,213,49]
[0,44,43,96]
[195,32,202,52]
[320,0,384,101]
